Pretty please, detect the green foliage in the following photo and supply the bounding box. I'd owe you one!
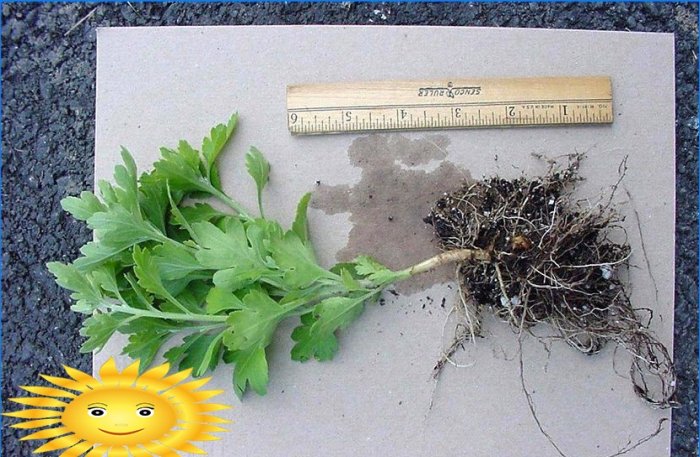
[245,146,271,218]
[49,114,402,398]
[80,313,125,352]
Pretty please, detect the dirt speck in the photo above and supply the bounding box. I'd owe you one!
[311,134,471,294]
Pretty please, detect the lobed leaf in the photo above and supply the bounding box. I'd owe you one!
[291,296,366,362]
[123,327,173,372]
[223,289,284,352]
[231,347,269,397]
[292,192,312,244]
[164,332,224,377]
[352,255,403,285]
[60,192,106,222]
[80,314,124,353]
[193,219,262,271]
[206,287,246,315]
[46,262,103,313]
[245,146,270,217]
[151,243,206,281]
[270,231,337,289]
[202,113,238,179]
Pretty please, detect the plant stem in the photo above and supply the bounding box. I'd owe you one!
[400,248,491,278]
[209,186,252,221]
[110,305,228,323]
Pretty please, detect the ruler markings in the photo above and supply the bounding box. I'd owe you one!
[289,98,611,113]
[288,77,612,134]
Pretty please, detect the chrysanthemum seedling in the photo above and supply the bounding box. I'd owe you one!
[49,114,675,407]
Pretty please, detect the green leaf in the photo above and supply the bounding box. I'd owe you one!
[112,148,140,214]
[212,267,271,291]
[292,193,312,244]
[162,290,201,314]
[80,313,124,352]
[97,180,118,207]
[231,346,269,397]
[122,327,173,372]
[206,287,245,314]
[60,192,106,222]
[151,243,205,281]
[210,162,223,192]
[138,170,170,234]
[132,246,168,297]
[122,272,155,310]
[163,333,198,369]
[352,255,403,285]
[90,264,122,298]
[47,262,104,313]
[245,147,270,218]
[153,142,211,195]
[186,333,224,377]
[291,296,366,362]
[86,206,164,251]
[193,219,260,270]
[73,241,127,273]
[132,245,187,312]
[270,231,337,289]
[164,332,223,377]
[223,289,284,352]
[171,203,227,228]
[202,113,238,178]
[246,218,284,267]
[291,313,338,362]
[340,268,362,291]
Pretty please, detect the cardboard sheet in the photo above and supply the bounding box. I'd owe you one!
[95,26,675,457]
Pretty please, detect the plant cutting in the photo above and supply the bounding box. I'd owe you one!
[48,114,676,407]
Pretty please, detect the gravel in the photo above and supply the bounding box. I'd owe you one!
[2,3,697,456]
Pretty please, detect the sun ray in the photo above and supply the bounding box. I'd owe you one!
[193,414,231,424]
[178,442,207,454]
[143,441,183,457]
[40,374,91,392]
[161,368,193,387]
[19,426,72,441]
[20,385,77,399]
[9,417,62,429]
[106,446,129,457]
[195,403,231,413]
[34,434,82,453]
[175,377,211,392]
[3,408,62,419]
[58,440,92,457]
[135,363,171,388]
[128,446,154,457]
[84,444,107,456]
[62,365,99,388]
[98,358,123,387]
[119,359,141,384]
[189,389,225,402]
[10,396,68,408]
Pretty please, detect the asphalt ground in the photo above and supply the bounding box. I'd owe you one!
[1,3,697,456]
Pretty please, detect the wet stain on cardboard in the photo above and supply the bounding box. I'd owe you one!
[311,134,472,294]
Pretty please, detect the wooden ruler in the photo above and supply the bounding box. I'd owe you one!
[287,76,613,135]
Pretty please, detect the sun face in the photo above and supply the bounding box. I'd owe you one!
[4,358,231,456]
[61,386,178,446]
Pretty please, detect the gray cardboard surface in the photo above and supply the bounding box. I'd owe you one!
[95,26,675,457]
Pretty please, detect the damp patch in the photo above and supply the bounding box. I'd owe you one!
[311,133,472,294]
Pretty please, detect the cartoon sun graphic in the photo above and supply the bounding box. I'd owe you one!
[4,358,231,456]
